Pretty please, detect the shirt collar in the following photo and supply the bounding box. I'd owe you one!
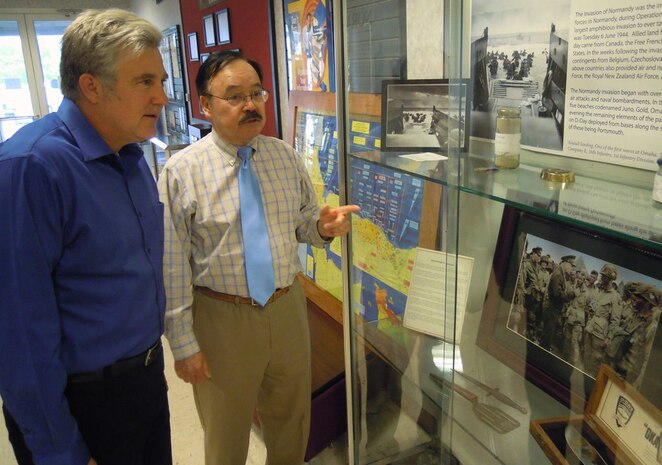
[57,97,143,163]
[210,129,258,166]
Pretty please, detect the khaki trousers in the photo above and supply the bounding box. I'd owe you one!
[192,279,311,465]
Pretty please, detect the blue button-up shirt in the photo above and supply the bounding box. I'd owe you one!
[0,98,165,465]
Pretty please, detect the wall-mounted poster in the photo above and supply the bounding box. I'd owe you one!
[469,0,662,171]
[350,158,426,326]
[283,0,335,92]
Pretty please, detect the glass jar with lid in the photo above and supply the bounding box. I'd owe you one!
[494,107,521,169]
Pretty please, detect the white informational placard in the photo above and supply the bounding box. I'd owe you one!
[562,0,661,171]
[403,248,474,343]
[596,378,662,465]
[399,152,449,161]
[558,173,653,238]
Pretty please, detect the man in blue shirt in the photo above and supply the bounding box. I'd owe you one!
[0,9,171,465]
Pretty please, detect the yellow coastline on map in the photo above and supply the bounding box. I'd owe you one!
[351,218,416,296]
[298,112,418,309]
[302,139,343,300]
[304,145,417,303]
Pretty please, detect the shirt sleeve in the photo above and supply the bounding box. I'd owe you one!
[291,146,331,248]
[0,157,90,465]
[158,163,200,361]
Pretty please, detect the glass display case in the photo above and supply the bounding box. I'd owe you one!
[148,133,191,180]
[332,0,662,464]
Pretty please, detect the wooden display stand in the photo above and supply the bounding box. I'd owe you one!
[531,365,662,465]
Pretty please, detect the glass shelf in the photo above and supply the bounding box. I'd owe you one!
[149,134,191,180]
[150,133,191,151]
[350,140,662,251]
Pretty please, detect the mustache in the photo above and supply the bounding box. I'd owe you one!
[240,111,262,123]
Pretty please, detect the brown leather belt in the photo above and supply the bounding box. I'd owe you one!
[195,286,290,307]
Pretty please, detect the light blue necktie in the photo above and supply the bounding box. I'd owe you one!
[237,146,275,306]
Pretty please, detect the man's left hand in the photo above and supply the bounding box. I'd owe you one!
[317,204,361,238]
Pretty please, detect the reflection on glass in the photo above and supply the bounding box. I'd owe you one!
[34,20,70,113]
[0,20,33,141]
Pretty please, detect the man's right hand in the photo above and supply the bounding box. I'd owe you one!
[174,352,211,384]
[89,459,98,465]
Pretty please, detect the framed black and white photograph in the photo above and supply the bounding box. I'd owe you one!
[200,53,210,63]
[187,32,199,62]
[215,9,231,45]
[478,206,662,408]
[380,79,470,152]
[202,14,216,47]
[198,0,224,9]
[469,0,570,154]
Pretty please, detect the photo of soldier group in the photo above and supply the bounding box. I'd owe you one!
[506,234,662,389]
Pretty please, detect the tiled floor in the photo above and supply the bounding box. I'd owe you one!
[0,338,347,465]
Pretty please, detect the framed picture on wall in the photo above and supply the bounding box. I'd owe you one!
[187,32,199,61]
[215,9,231,45]
[203,14,216,47]
[198,0,224,9]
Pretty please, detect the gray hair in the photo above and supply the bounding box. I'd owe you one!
[60,8,162,100]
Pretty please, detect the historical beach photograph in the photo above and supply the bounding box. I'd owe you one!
[470,0,571,152]
[381,80,467,152]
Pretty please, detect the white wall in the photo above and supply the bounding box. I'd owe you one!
[130,0,182,33]
[0,0,129,10]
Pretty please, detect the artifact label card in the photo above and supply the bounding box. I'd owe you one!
[403,248,474,343]
[596,378,662,464]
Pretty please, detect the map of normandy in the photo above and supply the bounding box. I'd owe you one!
[296,112,422,320]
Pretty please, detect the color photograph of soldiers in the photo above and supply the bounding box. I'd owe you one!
[582,263,622,375]
[522,247,547,341]
[506,235,662,383]
[606,282,661,388]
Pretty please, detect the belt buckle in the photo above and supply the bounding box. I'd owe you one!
[144,343,158,366]
[250,298,260,307]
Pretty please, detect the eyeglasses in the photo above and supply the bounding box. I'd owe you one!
[206,89,269,107]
